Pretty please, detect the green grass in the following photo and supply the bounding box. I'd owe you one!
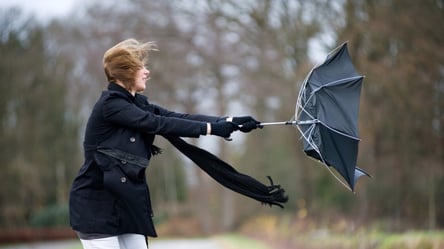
[70,245,82,249]
[370,230,444,249]
[278,230,444,249]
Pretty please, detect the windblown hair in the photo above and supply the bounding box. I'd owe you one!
[103,38,157,88]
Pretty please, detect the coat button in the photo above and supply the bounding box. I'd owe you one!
[121,177,127,183]
[121,160,127,164]
[129,137,136,143]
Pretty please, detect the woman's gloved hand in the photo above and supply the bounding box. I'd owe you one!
[230,116,262,133]
[210,121,237,138]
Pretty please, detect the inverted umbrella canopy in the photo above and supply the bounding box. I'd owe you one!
[296,42,369,191]
[261,42,370,191]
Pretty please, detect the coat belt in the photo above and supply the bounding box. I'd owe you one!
[97,147,150,168]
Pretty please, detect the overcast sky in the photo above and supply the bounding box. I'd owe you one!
[0,0,328,62]
[0,0,78,19]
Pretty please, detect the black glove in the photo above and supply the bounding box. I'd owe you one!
[211,121,236,138]
[232,116,262,133]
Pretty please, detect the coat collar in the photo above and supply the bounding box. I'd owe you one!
[108,82,134,99]
[107,82,149,106]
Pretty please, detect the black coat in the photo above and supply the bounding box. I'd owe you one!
[69,83,221,237]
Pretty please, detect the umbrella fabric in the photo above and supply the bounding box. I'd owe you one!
[296,43,369,191]
[163,135,288,208]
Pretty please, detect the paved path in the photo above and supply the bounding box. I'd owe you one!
[0,238,223,249]
[150,238,222,249]
[0,240,79,249]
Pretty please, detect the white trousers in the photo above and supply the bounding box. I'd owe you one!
[80,234,148,249]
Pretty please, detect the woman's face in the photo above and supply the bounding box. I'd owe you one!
[133,67,150,93]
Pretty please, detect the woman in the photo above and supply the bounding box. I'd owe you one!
[69,38,260,249]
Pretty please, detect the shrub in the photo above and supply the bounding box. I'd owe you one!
[29,204,69,227]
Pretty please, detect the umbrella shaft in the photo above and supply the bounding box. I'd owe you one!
[260,121,294,126]
[259,120,318,126]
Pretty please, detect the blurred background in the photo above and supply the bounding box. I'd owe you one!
[0,0,443,248]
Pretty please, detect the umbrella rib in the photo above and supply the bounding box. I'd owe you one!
[296,100,317,124]
[295,67,314,118]
[296,122,353,192]
[310,76,363,94]
[324,164,353,191]
[318,120,360,141]
[295,87,360,141]
[296,124,322,160]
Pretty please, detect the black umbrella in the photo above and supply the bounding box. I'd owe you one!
[261,42,370,191]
